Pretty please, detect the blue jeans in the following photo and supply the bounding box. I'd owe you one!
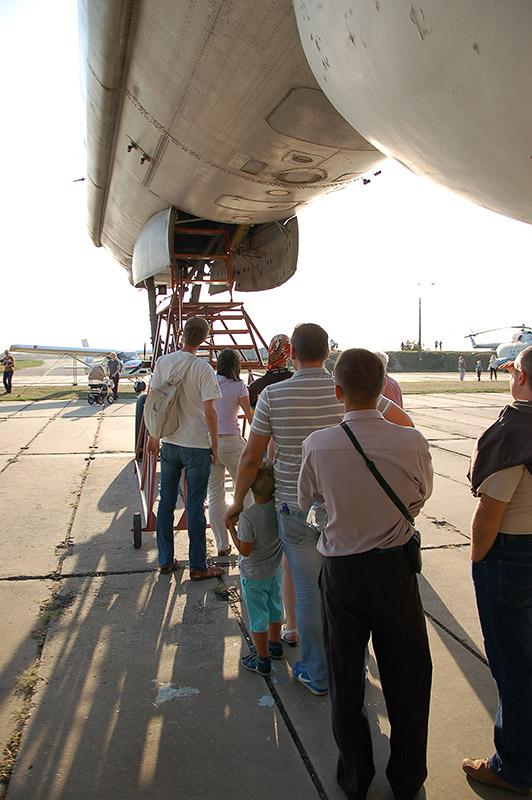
[156,443,211,571]
[277,505,328,689]
[472,534,532,790]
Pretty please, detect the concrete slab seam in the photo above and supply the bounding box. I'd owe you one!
[0,403,74,476]
[430,443,470,458]
[422,543,470,551]
[420,513,470,540]
[425,611,488,667]
[219,575,330,800]
[0,411,105,794]
[433,471,469,488]
[53,414,106,577]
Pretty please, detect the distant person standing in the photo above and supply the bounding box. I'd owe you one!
[476,359,483,382]
[439,340,443,351]
[489,354,498,381]
[376,352,404,408]
[1,350,15,394]
[107,352,123,400]
[458,356,466,381]
[463,346,532,794]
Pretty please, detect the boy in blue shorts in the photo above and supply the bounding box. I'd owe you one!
[229,460,283,677]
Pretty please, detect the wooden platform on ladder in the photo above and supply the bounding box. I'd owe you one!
[132,222,269,548]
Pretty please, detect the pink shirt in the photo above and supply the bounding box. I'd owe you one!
[215,376,248,435]
[383,375,403,408]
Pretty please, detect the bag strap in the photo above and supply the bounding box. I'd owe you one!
[340,422,415,525]
[170,352,195,385]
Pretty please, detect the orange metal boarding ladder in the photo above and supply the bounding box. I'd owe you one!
[132,225,268,549]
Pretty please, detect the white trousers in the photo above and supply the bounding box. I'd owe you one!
[208,435,252,550]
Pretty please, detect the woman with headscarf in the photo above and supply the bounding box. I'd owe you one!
[248,334,293,410]
[248,335,298,647]
[208,349,253,556]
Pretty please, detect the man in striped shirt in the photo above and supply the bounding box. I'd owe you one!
[225,324,412,696]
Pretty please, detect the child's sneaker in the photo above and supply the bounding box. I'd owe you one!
[241,653,271,676]
[292,661,328,696]
[248,641,283,660]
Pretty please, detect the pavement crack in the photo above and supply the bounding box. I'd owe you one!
[0,404,71,476]
[432,470,469,487]
[424,610,488,667]
[53,414,105,578]
[421,542,470,551]
[219,575,329,800]
[420,513,470,540]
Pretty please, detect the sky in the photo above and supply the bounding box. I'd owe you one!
[1,0,531,354]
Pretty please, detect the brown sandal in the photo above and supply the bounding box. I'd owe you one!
[159,559,180,574]
[189,566,225,581]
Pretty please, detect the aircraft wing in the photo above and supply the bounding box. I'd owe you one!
[11,344,116,358]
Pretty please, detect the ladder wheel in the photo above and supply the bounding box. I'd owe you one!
[133,513,142,549]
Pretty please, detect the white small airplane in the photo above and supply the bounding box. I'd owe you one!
[10,342,151,389]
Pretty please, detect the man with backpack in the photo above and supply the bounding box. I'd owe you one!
[146,316,224,579]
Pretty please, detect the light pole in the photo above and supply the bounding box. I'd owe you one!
[417,282,436,350]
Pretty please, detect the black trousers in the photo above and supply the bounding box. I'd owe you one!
[319,548,432,800]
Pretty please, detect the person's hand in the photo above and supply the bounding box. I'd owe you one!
[224,500,243,530]
[210,447,218,465]
[146,435,160,456]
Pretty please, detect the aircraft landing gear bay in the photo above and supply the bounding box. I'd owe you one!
[132,224,268,549]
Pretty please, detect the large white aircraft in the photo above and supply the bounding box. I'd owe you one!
[79,0,532,313]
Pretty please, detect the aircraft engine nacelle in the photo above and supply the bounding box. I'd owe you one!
[80,0,383,283]
[293,0,532,224]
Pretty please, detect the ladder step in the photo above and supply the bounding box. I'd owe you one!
[198,343,256,350]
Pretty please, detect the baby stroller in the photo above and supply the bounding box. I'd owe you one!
[87,365,115,405]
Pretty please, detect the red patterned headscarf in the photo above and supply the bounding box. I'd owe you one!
[267,334,291,371]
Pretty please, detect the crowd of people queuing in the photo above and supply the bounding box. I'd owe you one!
[145,317,532,800]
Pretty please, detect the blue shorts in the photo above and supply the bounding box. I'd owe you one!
[241,572,283,633]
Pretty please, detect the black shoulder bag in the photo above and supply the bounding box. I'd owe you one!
[341,422,422,573]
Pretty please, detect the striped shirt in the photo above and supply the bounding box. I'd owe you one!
[251,367,390,505]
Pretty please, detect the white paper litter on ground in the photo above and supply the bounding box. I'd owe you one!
[258,695,275,708]
[155,683,200,705]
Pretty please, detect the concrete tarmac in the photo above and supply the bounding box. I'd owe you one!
[0,391,520,799]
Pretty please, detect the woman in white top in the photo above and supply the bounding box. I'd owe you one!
[489,354,498,381]
[208,350,253,556]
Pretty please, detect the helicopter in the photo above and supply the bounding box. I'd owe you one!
[465,325,532,364]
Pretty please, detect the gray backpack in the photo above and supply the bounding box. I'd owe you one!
[143,356,194,439]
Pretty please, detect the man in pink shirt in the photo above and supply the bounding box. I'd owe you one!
[298,348,433,800]
[376,351,403,408]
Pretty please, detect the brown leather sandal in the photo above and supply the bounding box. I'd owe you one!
[189,566,225,581]
[159,559,180,574]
